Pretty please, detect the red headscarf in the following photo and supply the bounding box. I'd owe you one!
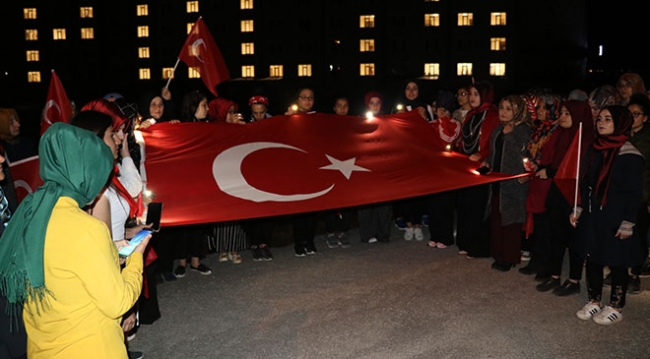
[589,105,634,206]
[364,91,383,109]
[208,97,238,122]
[81,98,129,132]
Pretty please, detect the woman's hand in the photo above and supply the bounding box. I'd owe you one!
[226,112,246,125]
[138,119,154,130]
[125,223,153,240]
[469,153,481,162]
[133,233,153,255]
[536,168,548,179]
[121,312,137,332]
[569,213,579,228]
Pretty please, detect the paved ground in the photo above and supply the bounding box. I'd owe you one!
[129,223,650,359]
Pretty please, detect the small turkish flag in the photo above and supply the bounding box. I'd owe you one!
[178,17,230,97]
[8,155,43,203]
[554,124,582,207]
[40,70,73,136]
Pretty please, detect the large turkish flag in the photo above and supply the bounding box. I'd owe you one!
[141,111,521,226]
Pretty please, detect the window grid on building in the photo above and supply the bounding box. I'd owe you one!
[457,63,473,76]
[360,63,375,76]
[81,28,94,39]
[187,23,195,34]
[26,50,39,62]
[137,26,149,37]
[25,29,38,41]
[241,0,253,9]
[269,65,283,78]
[491,12,506,26]
[360,39,375,52]
[490,63,506,76]
[241,20,254,32]
[188,67,200,78]
[80,7,93,18]
[139,68,151,80]
[424,63,440,78]
[27,71,41,82]
[53,28,66,40]
[298,64,312,77]
[186,1,199,13]
[359,15,375,28]
[138,47,150,58]
[136,4,148,16]
[162,67,174,80]
[23,8,37,19]
[457,13,473,26]
[241,42,255,55]
[490,37,506,51]
[242,65,255,78]
[424,14,440,27]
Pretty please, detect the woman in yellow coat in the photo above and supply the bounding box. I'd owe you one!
[0,121,151,358]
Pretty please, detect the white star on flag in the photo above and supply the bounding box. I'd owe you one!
[319,155,370,179]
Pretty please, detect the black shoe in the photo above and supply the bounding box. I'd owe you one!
[294,246,307,257]
[251,245,263,261]
[552,280,581,296]
[173,266,186,278]
[492,262,513,272]
[518,263,537,275]
[536,277,561,292]
[128,350,144,359]
[630,275,641,294]
[534,271,550,283]
[305,244,318,255]
[260,245,273,261]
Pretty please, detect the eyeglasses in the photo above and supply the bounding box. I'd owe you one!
[632,111,646,118]
[299,96,314,101]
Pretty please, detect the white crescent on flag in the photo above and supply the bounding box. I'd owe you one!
[43,99,61,125]
[191,39,207,63]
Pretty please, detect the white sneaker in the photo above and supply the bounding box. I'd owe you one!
[576,302,601,320]
[436,242,447,249]
[404,227,414,241]
[414,227,424,241]
[367,237,378,243]
[593,305,623,325]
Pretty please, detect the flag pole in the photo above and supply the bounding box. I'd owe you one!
[165,58,181,89]
[573,122,582,215]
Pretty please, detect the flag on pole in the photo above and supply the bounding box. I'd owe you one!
[40,70,73,136]
[178,17,230,97]
[554,122,583,208]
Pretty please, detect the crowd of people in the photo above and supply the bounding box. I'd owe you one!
[1,71,650,358]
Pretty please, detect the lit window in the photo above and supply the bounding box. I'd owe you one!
[457,13,473,26]
[139,68,151,80]
[241,0,253,9]
[81,28,94,39]
[242,65,255,78]
[457,63,473,76]
[491,12,507,26]
[187,22,194,34]
[490,37,506,51]
[138,47,150,58]
[360,63,375,76]
[269,65,283,78]
[24,8,37,19]
[424,14,440,27]
[53,28,66,40]
[80,7,93,18]
[27,71,41,82]
[137,4,148,16]
[162,67,174,80]
[298,64,312,77]
[188,67,200,78]
[424,63,440,79]
[241,20,254,32]
[360,39,375,52]
[26,50,39,62]
[25,29,38,41]
[137,26,149,38]
[424,0,440,2]
[241,42,255,55]
[360,15,375,28]
[187,1,199,13]
[490,63,506,76]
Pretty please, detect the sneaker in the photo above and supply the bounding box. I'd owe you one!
[367,237,378,244]
[305,244,318,255]
[576,302,601,320]
[218,252,229,262]
[552,280,581,296]
[404,227,415,241]
[521,251,531,262]
[251,246,263,261]
[421,214,430,227]
[414,227,424,241]
[260,245,273,261]
[326,234,339,249]
[436,242,447,249]
[162,271,177,282]
[593,305,623,325]
[338,233,351,248]
[458,250,468,255]
[295,246,307,257]
[128,350,144,359]
[189,263,212,275]
[173,265,186,278]
[228,252,242,264]
[395,217,407,230]
[127,332,136,342]
[536,277,561,292]
[427,241,438,248]
[629,275,641,294]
